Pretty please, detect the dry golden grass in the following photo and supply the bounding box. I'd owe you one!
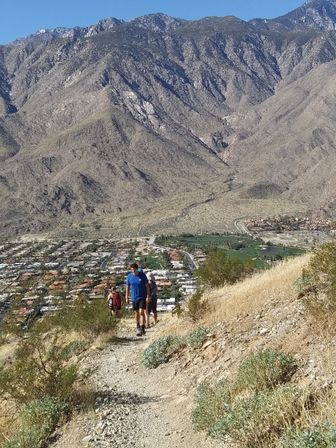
[0,339,18,365]
[316,388,336,425]
[0,400,20,446]
[158,254,336,444]
[284,387,336,430]
[160,255,310,338]
[155,312,197,338]
[203,254,311,326]
[91,329,118,350]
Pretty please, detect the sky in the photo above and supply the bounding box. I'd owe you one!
[0,0,304,45]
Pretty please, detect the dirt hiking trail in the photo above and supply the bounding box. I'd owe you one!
[52,319,221,448]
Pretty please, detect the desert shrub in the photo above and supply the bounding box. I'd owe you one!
[61,340,89,361]
[195,249,255,288]
[187,327,209,349]
[235,349,297,393]
[22,396,67,429]
[0,332,78,404]
[294,267,314,292]
[186,290,208,322]
[143,327,210,369]
[193,381,232,432]
[280,423,336,448]
[3,397,67,448]
[212,385,309,447]
[194,383,310,447]
[172,300,183,318]
[193,349,313,447]
[47,299,117,338]
[4,428,42,448]
[143,335,186,369]
[299,243,336,326]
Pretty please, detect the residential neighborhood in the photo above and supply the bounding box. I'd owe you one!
[244,215,334,233]
[0,238,198,326]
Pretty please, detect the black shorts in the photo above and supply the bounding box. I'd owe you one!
[110,306,121,311]
[132,298,146,311]
[148,298,157,314]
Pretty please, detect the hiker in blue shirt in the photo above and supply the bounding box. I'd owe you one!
[125,262,150,336]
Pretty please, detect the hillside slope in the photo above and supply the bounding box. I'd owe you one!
[52,254,336,447]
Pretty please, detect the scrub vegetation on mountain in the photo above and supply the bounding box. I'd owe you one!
[297,242,336,333]
[151,248,336,447]
[0,297,117,446]
[195,249,255,288]
[1,0,336,236]
[143,326,209,368]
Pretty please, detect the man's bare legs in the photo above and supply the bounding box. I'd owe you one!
[144,307,150,328]
[135,308,146,335]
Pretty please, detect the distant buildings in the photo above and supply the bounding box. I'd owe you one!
[0,237,200,325]
[245,215,332,233]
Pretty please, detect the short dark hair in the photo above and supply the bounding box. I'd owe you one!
[130,262,138,270]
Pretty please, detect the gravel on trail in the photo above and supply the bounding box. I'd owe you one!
[52,320,221,448]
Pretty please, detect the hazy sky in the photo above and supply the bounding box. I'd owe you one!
[1,0,304,44]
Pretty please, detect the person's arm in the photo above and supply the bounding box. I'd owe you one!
[125,285,130,304]
[146,283,151,304]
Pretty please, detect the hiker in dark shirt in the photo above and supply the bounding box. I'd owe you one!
[147,273,158,326]
[125,263,150,336]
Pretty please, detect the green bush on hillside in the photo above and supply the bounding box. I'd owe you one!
[194,383,310,447]
[43,299,117,338]
[192,349,316,447]
[195,249,255,288]
[192,381,232,432]
[280,423,336,448]
[211,385,309,447]
[187,327,209,349]
[185,290,208,322]
[143,335,186,369]
[235,349,297,393]
[22,396,67,431]
[4,397,67,448]
[0,332,78,404]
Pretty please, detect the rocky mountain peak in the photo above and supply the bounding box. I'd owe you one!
[274,0,336,30]
[83,17,124,36]
[17,17,124,43]
[129,13,185,33]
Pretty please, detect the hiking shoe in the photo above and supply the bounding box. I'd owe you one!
[136,326,142,337]
[141,325,146,335]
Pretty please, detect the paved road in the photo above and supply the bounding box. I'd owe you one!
[148,237,198,271]
[233,218,252,236]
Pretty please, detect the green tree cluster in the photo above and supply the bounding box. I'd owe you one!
[195,249,255,288]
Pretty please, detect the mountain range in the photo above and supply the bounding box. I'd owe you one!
[1,0,336,236]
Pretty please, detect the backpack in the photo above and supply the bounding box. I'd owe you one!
[107,296,114,309]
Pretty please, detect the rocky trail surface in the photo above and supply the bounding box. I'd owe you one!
[52,320,220,448]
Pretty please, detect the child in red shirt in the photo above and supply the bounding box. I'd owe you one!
[107,286,123,318]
